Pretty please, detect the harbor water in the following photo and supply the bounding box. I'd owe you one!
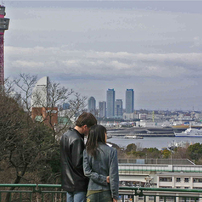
[108,136,202,150]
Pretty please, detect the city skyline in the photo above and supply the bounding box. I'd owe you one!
[3,1,202,111]
[89,89,133,110]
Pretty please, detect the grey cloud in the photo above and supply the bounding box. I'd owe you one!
[5,46,202,80]
[4,1,202,110]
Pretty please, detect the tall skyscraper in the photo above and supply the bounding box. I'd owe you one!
[31,76,58,128]
[0,5,9,86]
[88,96,96,115]
[31,76,49,107]
[115,99,123,118]
[125,89,134,113]
[107,89,115,118]
[99,101,106,118]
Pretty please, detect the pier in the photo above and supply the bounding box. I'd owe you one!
[107,127,175,137]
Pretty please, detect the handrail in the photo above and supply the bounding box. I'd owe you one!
[1,184,202,202]
[1,184,202,193]
[119,186,202,193]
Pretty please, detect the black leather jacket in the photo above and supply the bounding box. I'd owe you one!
[60,128,89,192]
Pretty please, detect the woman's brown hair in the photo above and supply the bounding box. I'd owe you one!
[86,125,106,157]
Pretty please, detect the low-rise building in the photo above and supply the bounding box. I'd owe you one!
[32,107,58,128]
[123,113,138,121]
[157,173,202,189]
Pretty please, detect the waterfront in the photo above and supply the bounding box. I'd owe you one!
[108,136,202,150]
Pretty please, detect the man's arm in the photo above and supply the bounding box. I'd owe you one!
[71,138,84,170]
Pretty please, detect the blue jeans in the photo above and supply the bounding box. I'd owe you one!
[66,191,86,202]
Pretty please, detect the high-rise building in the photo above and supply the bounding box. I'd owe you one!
[31,76,50,107]
[31,76,58,128]
[88,96,96,115]
[99,101,106,118]
[125,89,134,113]
[63,103,70,110]
[0,5,9,87]
[115,99,123,118]
[107,89,115,118]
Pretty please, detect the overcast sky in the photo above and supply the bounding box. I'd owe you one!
[3,1,202,111]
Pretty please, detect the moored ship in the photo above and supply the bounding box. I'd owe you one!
[174,128,202,137]
[124,135,143,139]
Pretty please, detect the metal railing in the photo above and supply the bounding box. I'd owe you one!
[119,186,202,202]
[118,164,202,174]
[0,184,66,202]
[1,184,202,202]
[118,159,194,165]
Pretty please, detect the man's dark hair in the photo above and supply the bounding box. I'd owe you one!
[75,112,97,128]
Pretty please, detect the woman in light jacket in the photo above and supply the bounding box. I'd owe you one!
[83,125,119,202]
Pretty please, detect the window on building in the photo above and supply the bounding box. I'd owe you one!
[159,186,172,188]
[159,177,172,182]
[179,197,199,202]
[149,196,154,200]
[184,178,189,183]
[160,196,175,200]
[138,196,144,200]
[176,178,181,182]
[193,178,202,183]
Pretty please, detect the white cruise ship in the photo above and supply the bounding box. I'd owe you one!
[175,128,202,137]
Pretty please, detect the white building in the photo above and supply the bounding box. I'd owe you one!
[123,113,138,121]
[137,120,163,127]
[157,172,202,189]
[31,76,49,107]
[139,113,147,120]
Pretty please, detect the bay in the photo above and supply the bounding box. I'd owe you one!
[108,136,202,150]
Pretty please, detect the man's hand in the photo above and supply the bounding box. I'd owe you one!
[106,176,110,183]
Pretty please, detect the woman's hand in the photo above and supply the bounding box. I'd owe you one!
[106,176,110,183]
[113,199,117,202]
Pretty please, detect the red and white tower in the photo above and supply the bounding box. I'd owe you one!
[0,5,9,86]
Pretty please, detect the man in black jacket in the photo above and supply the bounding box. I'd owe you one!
[60,112,97,202]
